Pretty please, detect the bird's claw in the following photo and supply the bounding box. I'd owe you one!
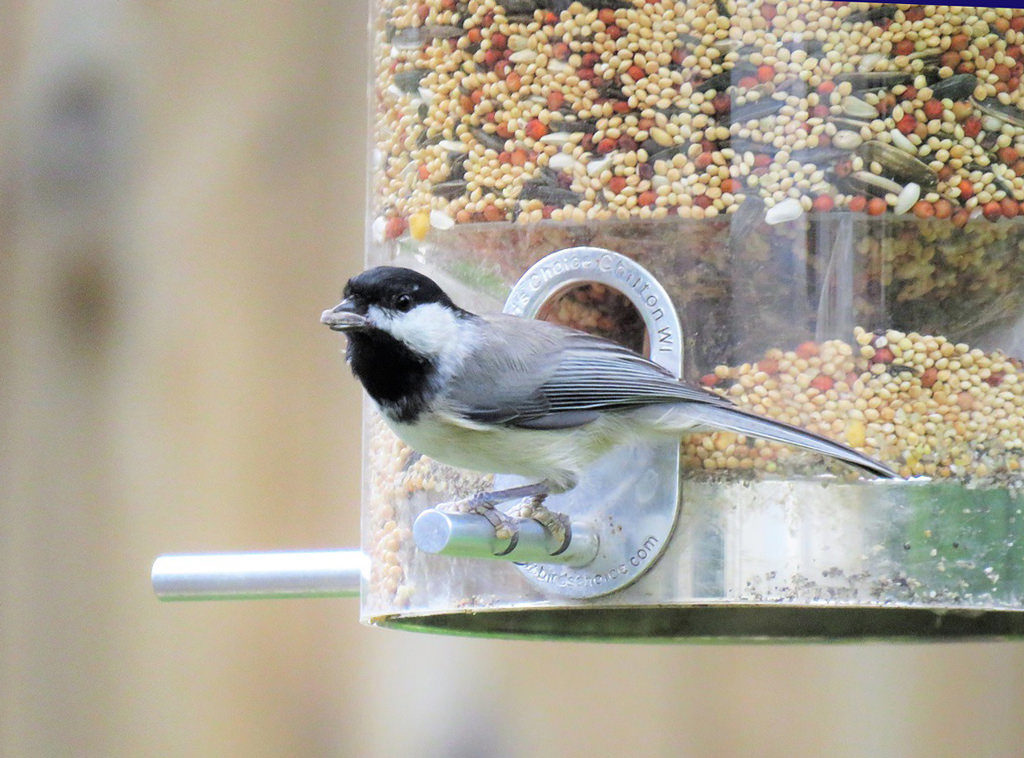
[440,496,518,542]
[508,495,570,553]
[440,489,570,552]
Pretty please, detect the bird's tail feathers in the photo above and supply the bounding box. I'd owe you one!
[643,403,898,479]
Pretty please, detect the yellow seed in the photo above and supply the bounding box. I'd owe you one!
[714,431,737,451]
[409,211,431,240]
[846,419,866,449]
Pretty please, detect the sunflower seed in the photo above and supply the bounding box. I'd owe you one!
[974,97,1024,129]
[447,153,468,180]
[429,210,455,230]
[393,68,429,93]
[509,49,537,64]
[833,130,864,150]
[432,180,468,199]
[933,73,979,101]
[843,95,878,119]
[501,0,542,13]
[889,128,917,155]
[563,118,599,134]
[765,197,804,225]
[844,5,897,23]
[730,96,785,123]
[390,25,464,49]
[548,153,576,170]
[848,170,903,196]
[538,131,573,145]
[472,127,507,152]
[837,70,917,91]
[696,66,756,93]
[519,183,583,205]
[789,146,850,165]
[857,140,937,188]
[586,156,612,176]
[858,52,885,72]
[894,182,921,215]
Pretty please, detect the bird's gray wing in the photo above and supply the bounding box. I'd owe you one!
[445,314,732,429]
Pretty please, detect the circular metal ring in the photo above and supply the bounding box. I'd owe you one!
[503,246,682,376]
[498,247,685,598]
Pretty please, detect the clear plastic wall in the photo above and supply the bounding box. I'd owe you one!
[360,0,1024,638]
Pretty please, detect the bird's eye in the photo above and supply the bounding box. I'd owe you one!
[395,293,414,312]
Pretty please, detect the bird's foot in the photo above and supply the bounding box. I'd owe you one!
[440,481,560,545]
[508,494,571,553]
[441,491,518,542]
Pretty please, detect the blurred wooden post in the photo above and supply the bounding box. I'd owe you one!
[2,2,140,755]
[1,3,366,755]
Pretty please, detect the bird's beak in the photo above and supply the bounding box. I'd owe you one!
[321,298,368,332]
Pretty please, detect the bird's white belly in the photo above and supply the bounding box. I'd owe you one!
[384,410,629,490]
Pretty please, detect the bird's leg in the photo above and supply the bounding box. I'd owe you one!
[441,481,554,543]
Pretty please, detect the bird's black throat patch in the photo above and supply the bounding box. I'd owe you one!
[345,327,435,423]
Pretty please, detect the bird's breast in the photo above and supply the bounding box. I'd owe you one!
[380,408,628,489]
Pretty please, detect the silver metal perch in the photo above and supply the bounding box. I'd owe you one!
[413,510,600,567]
[151,549,364,600]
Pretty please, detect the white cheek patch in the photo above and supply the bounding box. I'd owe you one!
[369,302,467,359]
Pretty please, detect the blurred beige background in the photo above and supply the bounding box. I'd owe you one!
[2,3,1024,757]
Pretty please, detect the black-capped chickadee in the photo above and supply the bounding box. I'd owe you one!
[322,266,897,518]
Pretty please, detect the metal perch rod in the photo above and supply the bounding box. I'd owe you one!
[413,510,600,567]
[152,549,364,600]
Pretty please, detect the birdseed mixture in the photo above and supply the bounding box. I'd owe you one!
[373,1,1024,231]
[688,327,1023,484]
[360,0,1024,611]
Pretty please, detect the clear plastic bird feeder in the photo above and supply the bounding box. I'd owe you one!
[356,0,1024,638]
[155,1,1024,639]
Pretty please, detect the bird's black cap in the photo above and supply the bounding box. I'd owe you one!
[342,266,460,314]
